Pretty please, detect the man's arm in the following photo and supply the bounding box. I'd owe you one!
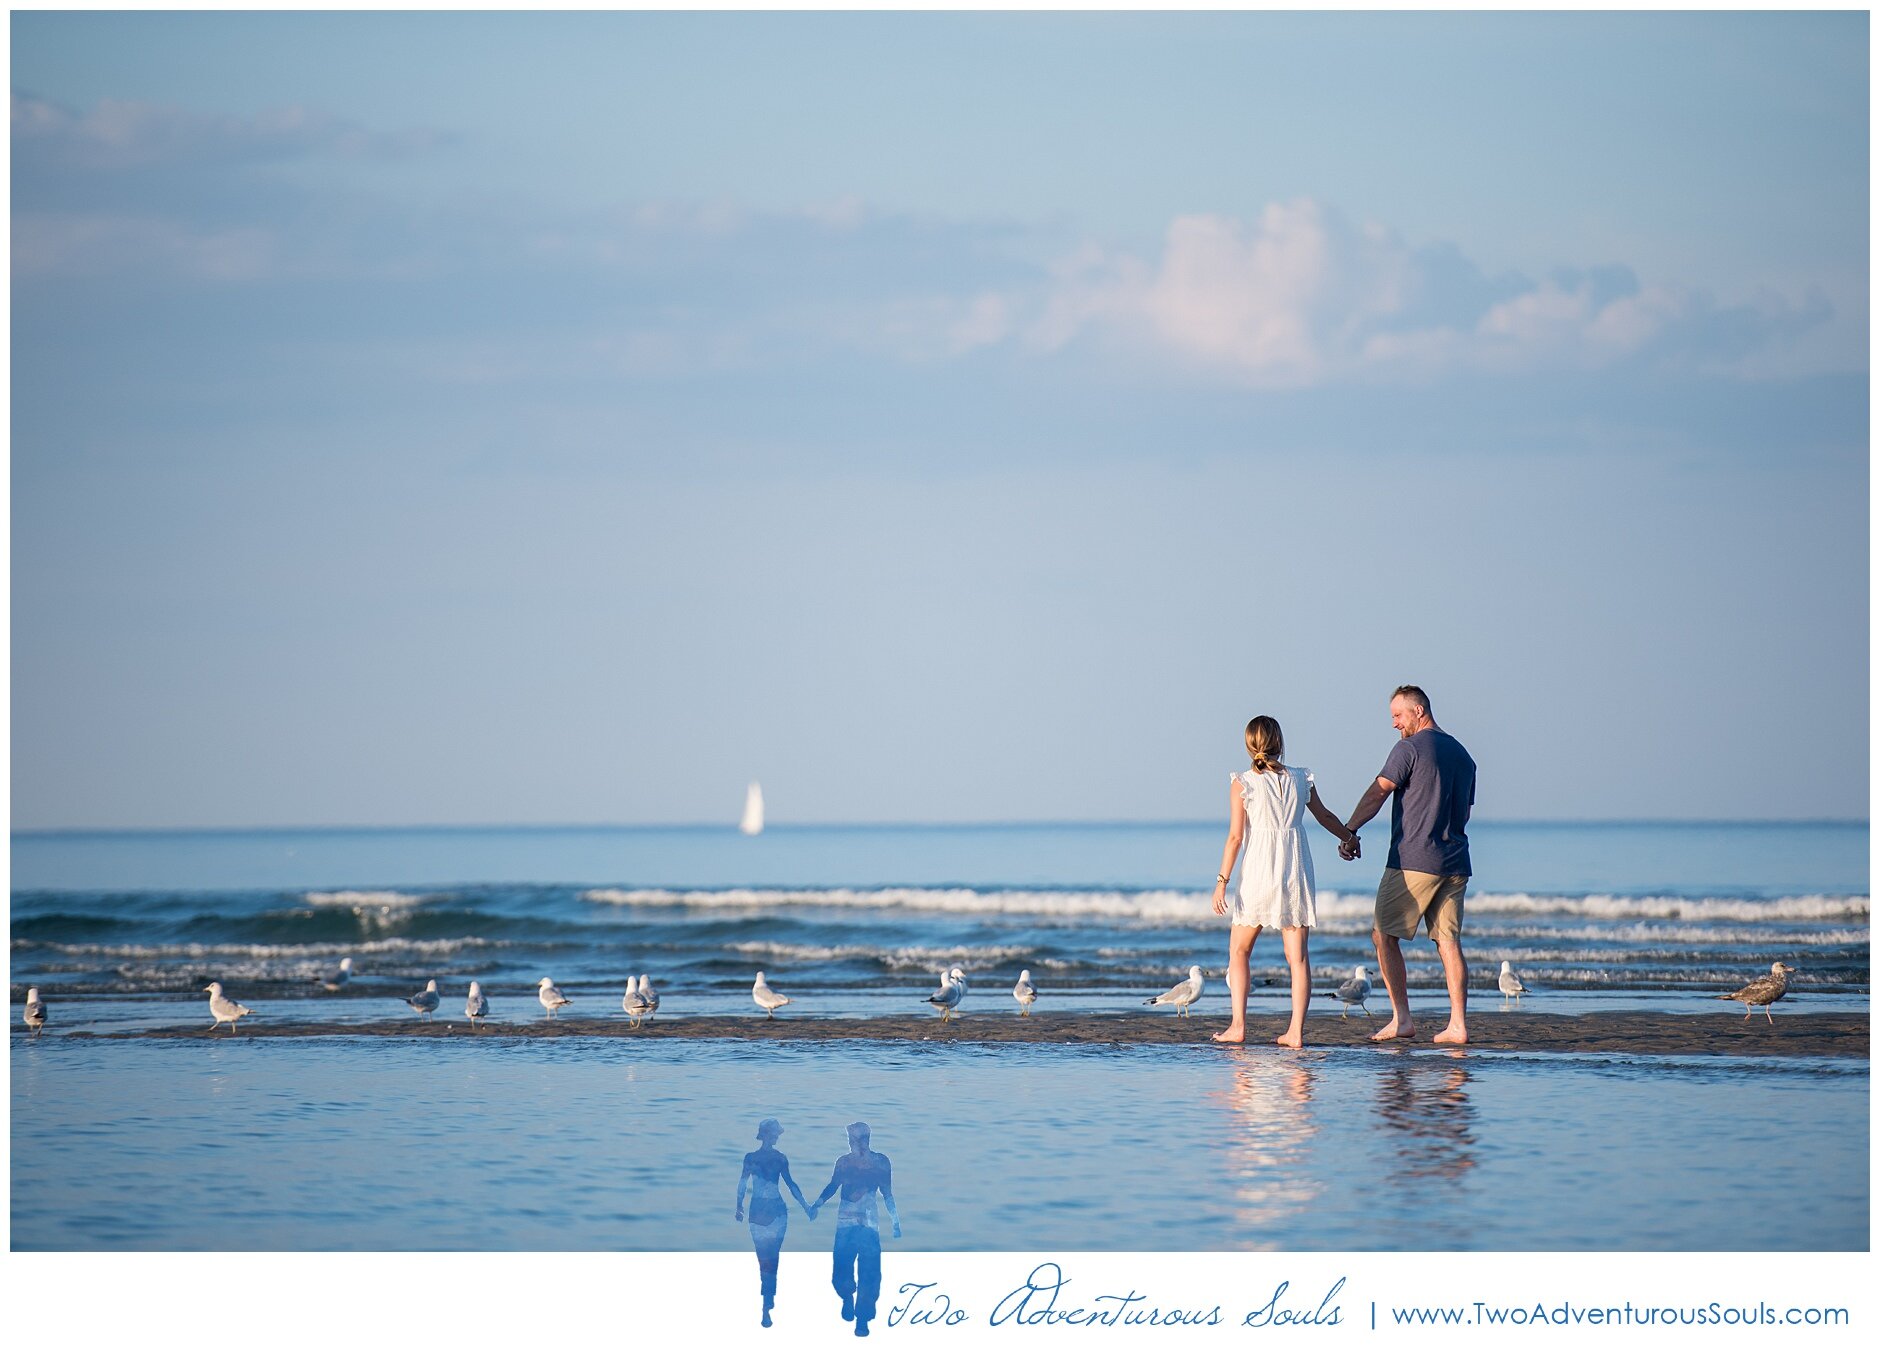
[810,1162,842,1212]
[1345,777,1396,836]
[878,1156,901,1239]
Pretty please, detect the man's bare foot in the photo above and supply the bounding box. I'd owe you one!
[1369,1018,1416,1041]
[1212,1027,1246,1043]
[1274,1030,1303,1049]
[1432,1024,1469,1045]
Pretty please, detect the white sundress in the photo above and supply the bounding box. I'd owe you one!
[1230,765,1318,929]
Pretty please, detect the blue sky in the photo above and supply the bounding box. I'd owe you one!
[9,10,1869,828]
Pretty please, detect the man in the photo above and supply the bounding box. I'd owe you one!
[1342,685,1476,1044]
[810,1121,902,1337]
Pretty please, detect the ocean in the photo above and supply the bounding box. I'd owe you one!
[8,820,1870,1250]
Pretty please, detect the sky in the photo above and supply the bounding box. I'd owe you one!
[8,9,1870,829]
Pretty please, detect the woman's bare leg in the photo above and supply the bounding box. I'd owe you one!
[1213,925,1260,1042]
[1275,926,1310,1047]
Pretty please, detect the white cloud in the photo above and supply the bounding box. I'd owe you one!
[12,213,278,281]
[1021,198,1836,386]
[13,130,1839,389]
[11,92,452,170]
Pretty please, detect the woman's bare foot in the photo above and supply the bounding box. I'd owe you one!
[1274,1030,1303,1049]
[1212,1026,1246,1043]
[1369,1017,1416,1041]
[1432,1023,1469,1044]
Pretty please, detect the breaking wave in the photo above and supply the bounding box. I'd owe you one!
[581,886,1868,923]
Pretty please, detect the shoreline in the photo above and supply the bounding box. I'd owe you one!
[38,1009,1869,1056]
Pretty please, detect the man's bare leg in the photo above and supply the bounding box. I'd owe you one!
[1432,936,1469,1044]
[1213,925,1259,1043]
[1275,926,1308,1048]
[1370,928,1414,1040]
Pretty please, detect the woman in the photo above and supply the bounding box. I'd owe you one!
[734,1118,814,1327]
[1210,715,1357,1046]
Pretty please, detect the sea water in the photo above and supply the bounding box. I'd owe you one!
[8,821,1870,1250]
[10,1038,1866,1252]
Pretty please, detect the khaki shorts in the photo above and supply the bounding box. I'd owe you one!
[1375,868,1469,941]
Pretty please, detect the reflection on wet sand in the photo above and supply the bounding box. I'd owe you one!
[1375,1064,1477,1182]
[1208,1054,1323,1249]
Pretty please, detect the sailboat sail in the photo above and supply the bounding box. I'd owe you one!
[739,782,765,836]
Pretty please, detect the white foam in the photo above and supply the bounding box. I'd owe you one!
[721,941,1045,972]
[15,937,506,960]
[301,891,436,909]
[1475,922,1870,946]
[1461,892,1867,921]
[580,886,1868,923]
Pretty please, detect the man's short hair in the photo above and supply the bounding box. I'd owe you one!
[847,1121,871,1144]
[1391,684,1432,715]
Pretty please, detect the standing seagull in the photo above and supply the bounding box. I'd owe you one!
[465,981,488,1027]
[637,974,660,1021]
[1326,965,1373,1017]
[24,987,47,1038]
[313,956,354,992]
[1012,969,1038,1018]
[204,982,255,1034]
[1498,960,1528,1002]
[537,977,573,1020]
[622,977,654,1029]
[752,971,791,1019]
[406,979,440,1021]
[1146,966,1206,1019]
[926,969,964,1023]
[1719,961,1795,1024]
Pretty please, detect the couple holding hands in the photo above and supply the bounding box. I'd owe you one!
[1210,685,1477,1047]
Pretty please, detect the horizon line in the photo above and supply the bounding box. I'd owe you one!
[10,815,1871,838]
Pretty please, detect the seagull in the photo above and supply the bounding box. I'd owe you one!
[949,965,968,1001]
[927,969,964,1023]
[1719,961,1796,1024]
[637,973,660,1019]
[204,982,255,1034]
[313,956,354,992]
[1146,966,1206,1018]
[24,987,47,1039]
[1013,969,1038,1017]
[465,981,488,1027]
[537,977,572,1020]
[406,979,440,1021]
[622,976,654,1029]
[1326,965,1373,1017]
[1498,960,1528,1001]
[752,971,791,1019]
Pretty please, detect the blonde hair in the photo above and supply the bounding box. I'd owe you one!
[1244,715,1285,774]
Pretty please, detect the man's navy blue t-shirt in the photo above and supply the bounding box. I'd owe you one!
[1379,727,1476,876]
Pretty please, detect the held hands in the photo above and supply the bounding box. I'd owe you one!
[1337,829,1362,861]
[807,1202,820,1221]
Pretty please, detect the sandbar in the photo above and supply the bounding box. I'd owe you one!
[54,1009,1868,1056]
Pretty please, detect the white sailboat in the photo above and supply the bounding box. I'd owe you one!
[739,781,765,836]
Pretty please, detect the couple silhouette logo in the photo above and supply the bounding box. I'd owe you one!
[735,1119,902,1334]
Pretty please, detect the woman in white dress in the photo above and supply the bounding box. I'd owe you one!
[1210,715,1359,1046]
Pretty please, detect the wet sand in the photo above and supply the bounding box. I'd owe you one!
[55,1009,1869,1056]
